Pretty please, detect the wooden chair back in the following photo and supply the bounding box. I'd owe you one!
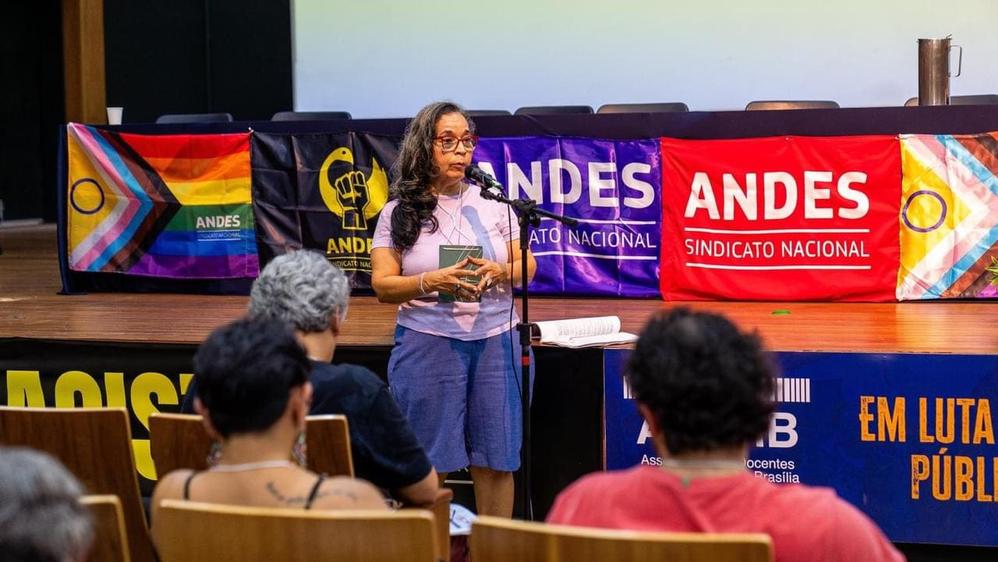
[81,495,132,562]
[149,413,353,477]
[470,515,773,562]
[148,413,211,476]
[149,413,448,559]
[154,499,438,562]
[0,407,155,562]
[408,488,453,562]
[304,415,353,477]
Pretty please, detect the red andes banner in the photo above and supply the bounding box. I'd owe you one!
[660,135,901,301]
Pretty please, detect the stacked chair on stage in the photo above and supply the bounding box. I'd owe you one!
[744,100,840,110]
[149,413,452,561]
[466,109,512,116]
[470,516,774,562]
[271,110,353,121]
[154,113,234,124]
[904,94,998,106]
[597,102,690,113]
[514,105,594,115]
[0,407,156,562]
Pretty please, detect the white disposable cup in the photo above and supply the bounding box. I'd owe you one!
[106,107,123,125]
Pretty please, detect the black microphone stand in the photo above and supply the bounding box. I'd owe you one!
[473,182,577,520]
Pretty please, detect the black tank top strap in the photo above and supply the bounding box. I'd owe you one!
[304,474,327,510]
[183,471,200,500]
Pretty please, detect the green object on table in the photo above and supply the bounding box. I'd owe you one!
[771,309,791,315]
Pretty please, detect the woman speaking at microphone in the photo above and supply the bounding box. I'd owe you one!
[371,101,536,517]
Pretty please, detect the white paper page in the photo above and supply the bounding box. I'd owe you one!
[534,316,629,347]
[554,331,639,349]
[534,316,621,342]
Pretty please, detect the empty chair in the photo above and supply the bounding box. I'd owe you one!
[470,515,773,562]
[466,109,512,116]
[155,112,234,124]
[0,407,156,562]
[514,105,594,115]
[905,94,998,106]
[744,100,839,111]
[597,102,689,113]
[81,495,132,562]
[271,110,352,121]
[155,500,439,562]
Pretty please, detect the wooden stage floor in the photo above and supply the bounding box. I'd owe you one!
[1,225,995,354]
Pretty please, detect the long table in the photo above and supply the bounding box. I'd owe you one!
[57,104,998,294]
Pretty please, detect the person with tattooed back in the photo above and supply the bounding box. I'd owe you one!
[181,250,438,505]
[150,317,387,525]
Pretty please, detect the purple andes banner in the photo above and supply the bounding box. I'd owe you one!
[604,348,998,546]
[473,137,661,297]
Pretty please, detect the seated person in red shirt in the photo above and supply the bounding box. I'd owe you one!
[547,308,904,562]
[182,250,437,506]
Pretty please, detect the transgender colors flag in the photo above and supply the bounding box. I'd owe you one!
[898,132,998,299]
[66,124,259,279]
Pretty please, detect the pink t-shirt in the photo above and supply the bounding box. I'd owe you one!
[547,466,905,562]
[371,185,520,341]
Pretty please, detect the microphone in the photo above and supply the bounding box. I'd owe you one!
[465,165,504,193]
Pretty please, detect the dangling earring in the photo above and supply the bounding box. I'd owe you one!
[207,441,222,467]
[292,430,307,468]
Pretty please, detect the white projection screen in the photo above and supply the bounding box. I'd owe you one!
[292,0,998,118]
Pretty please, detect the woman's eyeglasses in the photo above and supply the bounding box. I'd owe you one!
[434,135,478,152]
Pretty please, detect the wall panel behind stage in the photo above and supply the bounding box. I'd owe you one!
[0,0,63,222]
[103,0,292,123]
[292,0,998,117]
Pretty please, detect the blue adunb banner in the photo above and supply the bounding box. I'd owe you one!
[473,137,661,297]
[604,349,998,546]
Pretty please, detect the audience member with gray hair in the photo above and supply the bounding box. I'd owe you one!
[183,250,438,505]
[0,447,93,562]
[248,249,351,333]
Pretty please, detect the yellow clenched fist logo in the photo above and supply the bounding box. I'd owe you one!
[319,147,389,231]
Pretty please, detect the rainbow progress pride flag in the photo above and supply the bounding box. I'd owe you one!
[66,124,259,279]
[898,132,998,299]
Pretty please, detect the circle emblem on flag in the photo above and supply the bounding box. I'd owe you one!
[901,190,947,233]
[70,178,105,215]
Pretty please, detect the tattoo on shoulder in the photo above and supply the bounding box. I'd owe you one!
[265,481,307,506]
[264,481,361,506]
[314,486,359,503]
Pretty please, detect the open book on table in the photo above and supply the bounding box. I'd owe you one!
[530,316,637,349]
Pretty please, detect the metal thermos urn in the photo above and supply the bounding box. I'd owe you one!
[917,37,962,106]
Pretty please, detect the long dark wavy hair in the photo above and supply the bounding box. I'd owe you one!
[389,101,476,252]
